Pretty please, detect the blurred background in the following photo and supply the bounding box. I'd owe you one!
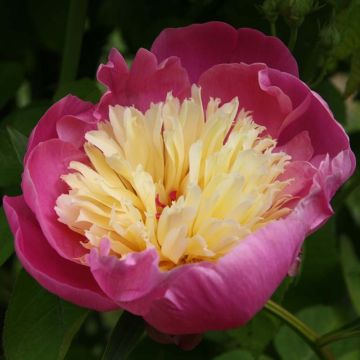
[1,0,360,359]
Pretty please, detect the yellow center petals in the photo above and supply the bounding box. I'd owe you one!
[55,86,292,270]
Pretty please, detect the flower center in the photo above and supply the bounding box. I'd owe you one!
[55,86,292,270]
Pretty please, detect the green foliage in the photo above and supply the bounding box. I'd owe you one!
[54,78,102,103]
[0,208,13,266]
[7,127,28,164]
[274,306,341,360]
[0,129,23,187]
[3,270,88,360]
[214,349,255,360]
[102,312,145,360]
[341,236,360,315]
[0,62,25,110]
[333,0,360,96]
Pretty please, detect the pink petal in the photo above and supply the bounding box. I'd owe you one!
[56,115,97,149]
[231,28,299,77]
[87,247,166,315]
[267,68,350,157]
[151,21,298,83]
[276,131,314,161]
[22,139,88,260]
[96,48,191,119]
[280,161,317,200]
[26,95,95,163]
[97,48,129,93]
[151,22,237,84]
[3,195,117,311]
[199,63,292,137]
[143,215,307,334]
[294,149,355,233]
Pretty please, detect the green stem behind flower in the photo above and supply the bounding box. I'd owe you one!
[288,26,298,51]
[58,0,88,89]
[264,300,334,360]
[317,317,360,347]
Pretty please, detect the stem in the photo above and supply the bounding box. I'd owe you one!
[270,21,277,36]
[317,318,360,347]
[310,67,328,89]
[58,0,88,89]
[288,27,298,51]
[264,300,334,360]
[318,331,360,347]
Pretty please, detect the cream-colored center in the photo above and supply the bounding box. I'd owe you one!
[55,86,292,270]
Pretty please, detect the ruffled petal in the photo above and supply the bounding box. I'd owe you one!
[97,48,129,93]
[22,139,88,260]
[96,48,191,119]
[296,149,356,232]
[151,21,298,83]
[3,195,117,311]
[26,95,95,162]
[87,246,166,315]
[56,115,98,149]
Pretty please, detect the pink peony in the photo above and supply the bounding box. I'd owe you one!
[3,22,355,338]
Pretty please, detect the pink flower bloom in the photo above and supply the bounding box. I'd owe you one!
[3,21,355,340]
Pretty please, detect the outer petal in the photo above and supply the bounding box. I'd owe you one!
[96,48,191,119]
[97,47,129,94]
[297,149,356,232]
[267,68,350,157]
[143,214,307,334]
[199,63,292,137]
[56,115,97,150]
[22,139,88,260]
[88,246,165,311]
[26,95,95,162]
[151,21,298,83]
[3,195,117,311]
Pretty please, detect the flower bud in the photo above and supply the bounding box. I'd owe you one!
[279,0,314,27]
[262,0,280,23]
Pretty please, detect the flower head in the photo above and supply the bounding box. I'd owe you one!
[3,22,355,337]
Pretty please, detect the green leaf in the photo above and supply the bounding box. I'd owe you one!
[315,79,346,124]
[334,1,360,60]
[213,350,254,360]
[345,48,360,97]
[227,310,280,356]
[0,128,23,187]
[339,350,360,360]
[4,270,89,360]
[4,102,50,136]
[317,317,360,349]
[54,78,102,103]
[0,62,25,109]
[283,219,346,309]
[0,207,14,266]
[7,127,28,164]
[274,306,341,360]
[340,236,360,315]
[28,0,68,53]
[102,311,145,360]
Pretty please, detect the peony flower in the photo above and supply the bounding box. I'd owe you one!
[3,21,355,340]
